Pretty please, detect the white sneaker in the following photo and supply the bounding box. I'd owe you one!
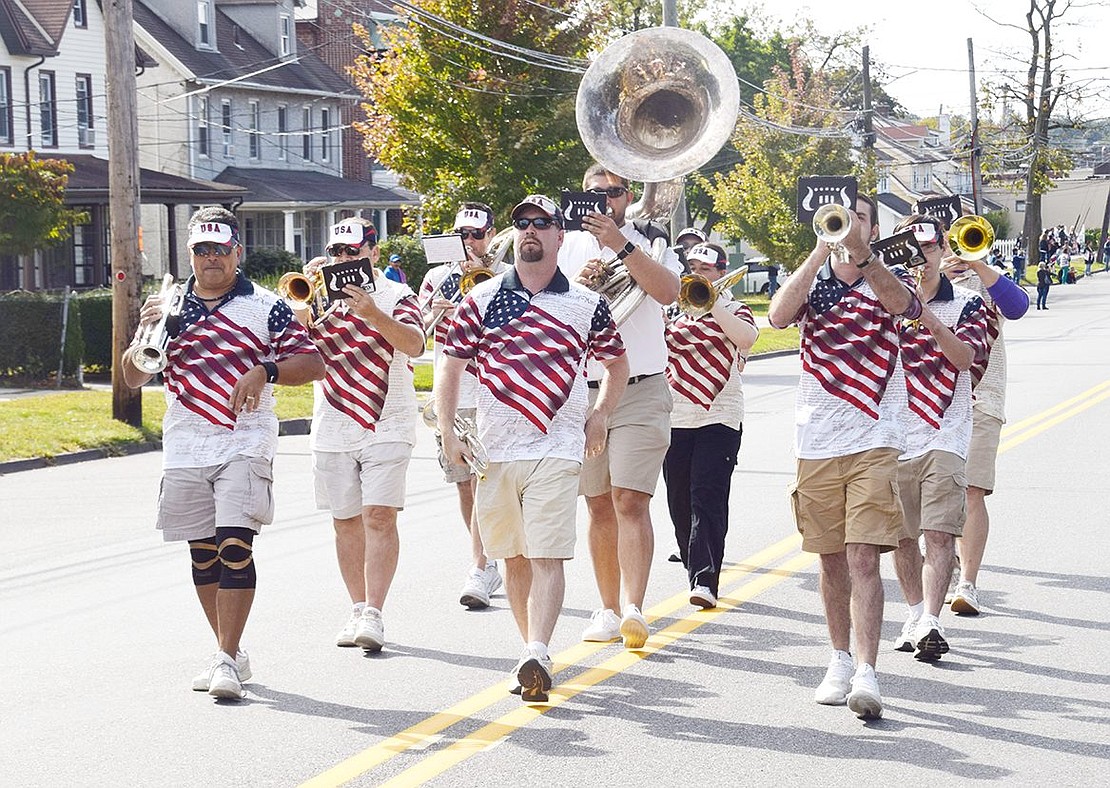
[484,562,503,597]
[913,614,950,662]
[943,559,961,604]
[581,608,621,642]
[950,581,981,615]
[893,611,920,652]
[514,648,554,704]
[207,652,245,700]
[459,567,490,609]
[847,664,883,719]
[814,650,854,705]
[192,650,251,692]
[336,605,363,647]
[690,585,717,609]
[354,606,385,652]
[620,604,649,650]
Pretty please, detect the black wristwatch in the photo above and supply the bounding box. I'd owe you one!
[262,361,279,384]
[856,250,879,269]
[616,241,636,261]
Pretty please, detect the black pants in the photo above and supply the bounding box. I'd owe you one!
[663,423,742,596]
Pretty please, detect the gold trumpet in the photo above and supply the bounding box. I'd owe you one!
[278,269,332,325]
[421,400,489,481]
[947,215,995,261]
[676,265,749,319]
[131,273,185,374]
[426,265,495,331]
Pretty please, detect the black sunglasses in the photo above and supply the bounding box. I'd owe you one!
[326,242,365,257]
[190,242,237,257]
[589,185,629,198]
[456,228,488,241]
[513,216,558,230]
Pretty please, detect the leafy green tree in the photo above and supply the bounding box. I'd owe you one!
[703,46,871,271]
[350,1,605,230]
[0,152,87,255]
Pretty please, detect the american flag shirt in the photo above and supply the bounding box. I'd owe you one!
[162,273,319,469]
[792,261,921,459]
[419,263,478,409]
[666,294,755,430]
[899,276,990,459]
[309,274,423,452]
[443,266,626,463]
[954,272,1007,421]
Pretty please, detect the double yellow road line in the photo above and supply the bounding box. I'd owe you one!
[304,378,1110,787]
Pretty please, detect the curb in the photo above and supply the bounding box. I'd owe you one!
[0,351,798,475]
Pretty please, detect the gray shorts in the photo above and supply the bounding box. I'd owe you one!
[156,455,274,542]
[580,373,672,497]
[967,411,1003,494]
[313,441,412,518]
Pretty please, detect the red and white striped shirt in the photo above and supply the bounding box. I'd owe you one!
[444,267,625,463]
[309,275,423,451]
[419,263,478,408]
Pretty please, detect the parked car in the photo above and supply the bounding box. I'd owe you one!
[734,258,783,294]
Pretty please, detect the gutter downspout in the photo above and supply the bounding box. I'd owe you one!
[23,55,46,148]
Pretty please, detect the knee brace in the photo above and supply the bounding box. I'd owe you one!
[215,527,257,590]
[189,540,220,586]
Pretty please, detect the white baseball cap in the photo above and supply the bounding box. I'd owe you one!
[454,208,493,230]
[187,221,237,246]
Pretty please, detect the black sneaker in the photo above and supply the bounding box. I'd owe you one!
[913,615,950,662]
[516,655,553,703]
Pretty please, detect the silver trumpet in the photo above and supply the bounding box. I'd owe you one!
[813,203,853,264]
[131,273,184,374]
[421,400,489,481]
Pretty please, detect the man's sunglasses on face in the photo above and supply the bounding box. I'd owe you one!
[513,216,558,230]
[190,242,237,257]
[456,228,488,241]
[589,185,629,198]
[326,243,365,257]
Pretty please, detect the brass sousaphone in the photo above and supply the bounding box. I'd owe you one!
[575,27,740,324]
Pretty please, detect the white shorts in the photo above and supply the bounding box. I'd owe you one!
[313,442,412,518]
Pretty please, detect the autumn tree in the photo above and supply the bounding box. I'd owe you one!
[350,0,606,229]
[703,46,870,271]
[0,152,85,255]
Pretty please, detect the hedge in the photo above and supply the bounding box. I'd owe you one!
[0,290,84,381]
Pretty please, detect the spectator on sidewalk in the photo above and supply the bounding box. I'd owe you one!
[1036,262,1052,310]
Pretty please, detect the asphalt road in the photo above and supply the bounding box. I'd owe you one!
[2,275,1108,787]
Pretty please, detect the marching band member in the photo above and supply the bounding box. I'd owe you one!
[768,193,921,720]
[299,217,425,654]
[437,195,628,703]
[417,202,504,609]
[557,163,682,650]
[662,243,758,609]
[123,206,324,700]
[887,215,990,662]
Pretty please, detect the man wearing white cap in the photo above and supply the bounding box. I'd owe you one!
[298,216,426,654]
[417,201,504,609]
[557,163,682,651]
[123,206,325,700]
[438,194,628,703]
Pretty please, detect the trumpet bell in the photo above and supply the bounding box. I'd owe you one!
[277,271,315,303]
[813,203,853,245]
[459,267,494,294]
[676,265,749,319]
[576,27,740,183]
[947,215,995,261]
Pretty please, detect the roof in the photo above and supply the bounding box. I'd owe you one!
[0,0,71,55]
[51,155,248,205]
[214,167,419,209]
[133,0,353,96]
[877,193,913,217]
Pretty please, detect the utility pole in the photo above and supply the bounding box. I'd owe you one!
[968,38,984,216]
[861,46,876,180]
[104,0,143,426]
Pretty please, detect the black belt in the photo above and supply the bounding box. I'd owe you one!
[587,372,661,390]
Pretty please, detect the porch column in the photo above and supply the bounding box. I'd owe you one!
[283,210,296,253]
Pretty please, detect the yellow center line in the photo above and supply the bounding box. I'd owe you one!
[300,535,802,788]
[999,379,1110,442]
[378,551,818,787]
[999,383,1110,453]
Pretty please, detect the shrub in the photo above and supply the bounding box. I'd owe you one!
[242,247,301,279]
[379,235,429,289]
[0,290,83,382]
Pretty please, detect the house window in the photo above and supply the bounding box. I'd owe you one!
[0,68,12,146]
[302,107,311,162]
[198,96,209,157]
[277,105,287,161]
[198,1,212,47]
[1016,200,1026,212]
[72,217,95,286]
[39,71,57,148]
[76,74,94,147]
[221,99,233,158]
[249,101,260,159]
[73,0,87,28]
[320,108,330,162]
[280,15,292,56]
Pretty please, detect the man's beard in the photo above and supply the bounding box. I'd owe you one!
[517,240,544,263]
